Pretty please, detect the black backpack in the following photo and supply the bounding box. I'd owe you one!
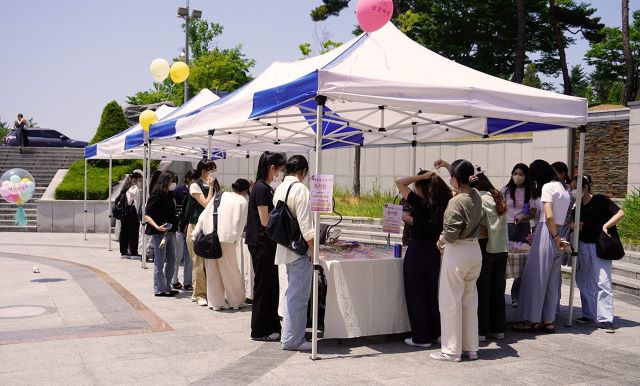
[112,191,129,220]
[193,192,224,259]
[265,182,309,256]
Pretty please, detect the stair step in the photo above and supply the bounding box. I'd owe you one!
[321,221,403,232]
[612,261,640,280]
[561,266,640,297]
[0,225,37,232]
[337,228,403,239]
[623,251,640,265]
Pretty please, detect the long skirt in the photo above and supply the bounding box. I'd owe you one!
[516,223,563,323]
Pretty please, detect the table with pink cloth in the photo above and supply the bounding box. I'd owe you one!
[319,243,410,339]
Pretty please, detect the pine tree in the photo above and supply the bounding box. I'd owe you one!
[90,101,129,144]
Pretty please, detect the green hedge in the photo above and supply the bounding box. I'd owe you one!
[619,188,640,245]
[331,186,396,218]
[55,160,143,200]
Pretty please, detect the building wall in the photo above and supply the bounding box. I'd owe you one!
[628,102,640,194]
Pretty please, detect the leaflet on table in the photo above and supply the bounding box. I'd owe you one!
[310,174,334,212]
[382,203,403,233]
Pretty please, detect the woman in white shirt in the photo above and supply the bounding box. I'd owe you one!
[193,179,249,310]
[513,160,570,334]
[118,169,143,258]
[273,155,315,352]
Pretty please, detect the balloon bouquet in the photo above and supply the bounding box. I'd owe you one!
[0,168,36,226]
[143,58,190,129]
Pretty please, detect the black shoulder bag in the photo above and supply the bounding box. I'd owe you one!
[596,227,625,261]
[265,182,309,256]
[194,192,224,259]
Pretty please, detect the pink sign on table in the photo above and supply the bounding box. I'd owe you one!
[382,203,403,233]
[310,174,334,212]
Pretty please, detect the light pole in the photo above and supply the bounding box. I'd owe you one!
[177,0,202,104]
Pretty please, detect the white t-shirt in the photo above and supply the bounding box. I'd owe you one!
[539,181,570,225]
[189,182,207,196]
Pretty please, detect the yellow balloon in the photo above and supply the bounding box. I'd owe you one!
[170,61,190,83]
[150,58,170,82]
[139,110,158,132]
[21,178,30,183]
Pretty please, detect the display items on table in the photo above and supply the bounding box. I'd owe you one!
[356,0,394,33]
[509,241,531,253]
[0,168,36,226]
[310,174,334,212]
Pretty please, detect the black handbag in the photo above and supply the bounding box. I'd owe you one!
[265,182,309,256]
[193,192,224,259]
[596,228,625,261]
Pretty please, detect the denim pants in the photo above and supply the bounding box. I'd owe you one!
[151,232,176,294]
[576,242,614,323]
[281,255,313,349]
[172,231,193,286]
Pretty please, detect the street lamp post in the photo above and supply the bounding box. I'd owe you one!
[177,0,202,104]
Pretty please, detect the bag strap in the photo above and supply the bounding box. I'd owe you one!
[212,191,224,231]
[284,181,299,204]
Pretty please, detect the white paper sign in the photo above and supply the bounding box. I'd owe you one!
[382,204,404,234]
[310,174,334,212]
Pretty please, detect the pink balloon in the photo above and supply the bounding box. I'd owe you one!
[6,193,19,204]
[356,0,393,33]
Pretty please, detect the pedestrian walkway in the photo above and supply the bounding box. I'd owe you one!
[0,232,639,385]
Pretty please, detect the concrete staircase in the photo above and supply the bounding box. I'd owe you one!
[323,215,640,297]
[0,146,85,232]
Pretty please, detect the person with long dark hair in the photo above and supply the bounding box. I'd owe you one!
[246,151,286,341]
[118,169,143,259]
[274,155,315,351]
[574,175,624,333]
[431,159,483,362]
[396,170,452,348]
[501,163,532,307]
[172,170,195,291]
[552,161,575,267]
[473,173,508,341]
[185,159,220,306]
[144,171,179,297]
[513,160,570,334]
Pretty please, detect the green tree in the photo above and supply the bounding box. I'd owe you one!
[185,19,224,60]
[570,64,590,99]
[585,10,640,103]
[0,118,10,138]
[523,63,543,89]
[90,101,129,144]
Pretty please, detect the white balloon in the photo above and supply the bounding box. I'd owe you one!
[150,58,170,82]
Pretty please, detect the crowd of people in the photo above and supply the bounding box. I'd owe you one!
[397,158,625,362]
[115,152,625,358]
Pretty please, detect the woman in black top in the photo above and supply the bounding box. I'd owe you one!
[574,175,625,332]
[246,151,286,341]
[144,171,179,297]
[396,170,452,347]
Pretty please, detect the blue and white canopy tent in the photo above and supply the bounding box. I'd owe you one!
[148,23,589,358]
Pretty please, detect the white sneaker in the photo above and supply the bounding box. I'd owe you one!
[430,352,461,362]
[478,335,487,342]
[230,303,247,310]
[210,305,229,311]
[462,351,478,360]
[404,338,432,348]
[487,332,505,340]
[197,298,208,306]
[284,341,312,351]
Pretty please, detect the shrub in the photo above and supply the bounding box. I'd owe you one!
[90,101,129,144]
[330,186,397,218]
[55,160,143,200]
[618,188,640,245]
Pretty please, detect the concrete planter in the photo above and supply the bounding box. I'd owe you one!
[37,199,111,233]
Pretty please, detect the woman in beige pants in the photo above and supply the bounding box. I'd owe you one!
[193,179,249,310]
[432,159,484,362]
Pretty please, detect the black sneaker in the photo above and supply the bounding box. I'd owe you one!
[600,322,615,333]
[576,317,594,324]
[172,282,183,290]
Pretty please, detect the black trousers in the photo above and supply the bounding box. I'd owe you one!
[403,239,441,343]
[119,209,139,255]
[477,238,507,335]
[249,240,281,338]
[16,128,28,147]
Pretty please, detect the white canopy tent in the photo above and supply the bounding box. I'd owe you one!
[148,23,588,359]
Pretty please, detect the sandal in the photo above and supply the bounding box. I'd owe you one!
[512,321,541,332]
[540,322,555,334]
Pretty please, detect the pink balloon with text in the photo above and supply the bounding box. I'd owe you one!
[356,0,393,33]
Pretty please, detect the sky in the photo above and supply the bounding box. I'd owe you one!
[0,0,636,142]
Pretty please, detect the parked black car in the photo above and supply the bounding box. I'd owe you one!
[3,129,88,148]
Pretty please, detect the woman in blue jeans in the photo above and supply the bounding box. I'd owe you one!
[144,171,178,297]
[573,175,624,333]
[272,155,315,351]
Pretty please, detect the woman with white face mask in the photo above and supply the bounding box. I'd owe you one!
[118,169,143,258]
[500,163,532,307]
[144,171,178,297]
[184,160,220,306]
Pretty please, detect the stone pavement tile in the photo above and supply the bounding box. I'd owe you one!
[174,347,256,383]
[558,348,640,378]
[74,335,158,364]
[571,374,640,385]
[0,365,92,386]
[0,340,82,373]
[84,356,189,386]
[250,371,290,385]
[271,360,379,385]
[147,332,226,356]
[0,312,65,332]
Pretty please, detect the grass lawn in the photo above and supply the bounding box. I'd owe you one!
[55,160,143,200]
[330,187,398,218]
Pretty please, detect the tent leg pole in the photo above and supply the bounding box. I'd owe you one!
[108,156,113,251]
[411,123,417,175]
[141,141,148,269]
[311,95,326,361]
[566,125,586,327]
[84,158,87,241]
[208,131,213,160]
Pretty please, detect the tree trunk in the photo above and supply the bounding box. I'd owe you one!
[513,0,526,83]
[549,0,573,95]
[622,0,636,104]
[353,146,361,197]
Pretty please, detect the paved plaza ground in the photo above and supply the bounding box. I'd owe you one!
[0,232,639,385]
